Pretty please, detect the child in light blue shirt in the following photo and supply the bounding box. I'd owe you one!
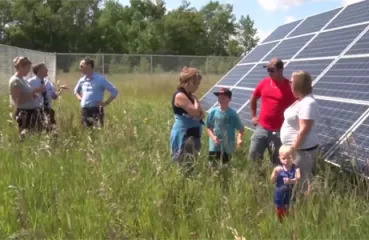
[206,88,244,167]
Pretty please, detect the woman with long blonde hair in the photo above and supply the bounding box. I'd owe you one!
[9,56,45,138]
[170,67,204,172]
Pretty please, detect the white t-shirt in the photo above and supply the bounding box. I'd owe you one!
[280,94,320,149]
[28,76,56,108]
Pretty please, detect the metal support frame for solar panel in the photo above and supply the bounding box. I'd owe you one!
[199,0,369,176]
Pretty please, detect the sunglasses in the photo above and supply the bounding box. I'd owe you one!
[267,67,277,73]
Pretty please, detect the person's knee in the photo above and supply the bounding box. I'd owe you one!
[248,139,266,161]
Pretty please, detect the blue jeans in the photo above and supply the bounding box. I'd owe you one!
[248,125,282,165]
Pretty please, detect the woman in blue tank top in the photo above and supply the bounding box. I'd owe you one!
[170,67,204,171]
[271,145,301,222]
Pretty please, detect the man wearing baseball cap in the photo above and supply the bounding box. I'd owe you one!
[206,87,244,168]
[248,57,296,165]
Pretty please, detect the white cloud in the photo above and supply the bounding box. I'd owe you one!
[284,16,295,23]
[257,29,272,42]
[257,0,304,12]
[341,0,364,5]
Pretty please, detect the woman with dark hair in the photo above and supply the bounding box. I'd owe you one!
[170,67,204,169]
[9,56,45,139]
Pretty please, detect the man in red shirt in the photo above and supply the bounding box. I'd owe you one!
[248,58,296,165]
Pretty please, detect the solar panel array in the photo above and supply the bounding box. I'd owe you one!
[200,0,369,175]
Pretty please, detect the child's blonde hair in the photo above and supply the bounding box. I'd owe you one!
[279,145,296,160]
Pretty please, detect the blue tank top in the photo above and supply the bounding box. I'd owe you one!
[276,164,296,188]
[274,164,297,207]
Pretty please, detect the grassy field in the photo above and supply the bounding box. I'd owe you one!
[1,72,369,239]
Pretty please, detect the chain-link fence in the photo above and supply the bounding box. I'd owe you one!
[56,53,241,76]
[0,43,241,93]
[0,44,56,90]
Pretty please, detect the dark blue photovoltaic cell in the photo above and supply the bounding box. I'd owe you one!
[289,8,342,37]
[326,110,369,176]
[229,89,253,111]
[238,99,260,130]
[283,59,333,81]
[201,86,222,111]
[326,0,369,30]
[345,29,369,55]
[263,34,314,61]
[296,24,366,59]
[262,20,302,43]
[235,64,267,89]
[217,64,255,86]
[313,57,369,101]
[315,100,367,155]
[240,42,278,63]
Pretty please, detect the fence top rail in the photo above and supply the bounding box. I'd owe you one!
[0,44,55,54]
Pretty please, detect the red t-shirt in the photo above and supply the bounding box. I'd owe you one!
[253,77,296,131]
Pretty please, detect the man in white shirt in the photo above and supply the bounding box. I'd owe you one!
[28,63,67,132]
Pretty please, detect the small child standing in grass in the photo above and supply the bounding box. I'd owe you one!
[205,88,244,168]
[271,145,301,222]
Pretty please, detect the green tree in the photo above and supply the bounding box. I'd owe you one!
[200,1,237,56]
[0,0,260,57]
[162,4,205,55]
[227,39,243,56]
[238,14,259,54]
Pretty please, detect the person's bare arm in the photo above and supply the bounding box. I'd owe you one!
[250,81,263,125]
[175,93,202,118]
[206,128,221,144]
[292,119,314,149]
[250,95,259,125]
[284,168,301,185]
[271,166,282,184]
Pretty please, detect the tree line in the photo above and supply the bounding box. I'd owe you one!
[0,0,260,57]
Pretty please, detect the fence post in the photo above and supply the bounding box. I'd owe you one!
[206,56,209,82]
[54,52,57,82]
[102,53,105,75]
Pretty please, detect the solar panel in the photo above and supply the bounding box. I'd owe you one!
[238,96,260,130]
[313,57,369,101]
[235,63,267,89]
[200,86,222,111]
[325,0,369,30]
[261,20,302,43]
[217,64,255,86]
[284,59,334,81]
[200,0,369,175]
[325,112,369,176]
[296,24,367,59]
[289,8,342,37]
[240,42,278,63]
[263,34,314,61]
[345,30,369,55]
[316,100,368,151]
[229,89,253,110]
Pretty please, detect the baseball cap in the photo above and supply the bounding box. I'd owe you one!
[263,58,284,69]
[213,88,232,98]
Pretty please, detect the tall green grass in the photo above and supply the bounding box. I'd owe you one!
[1,73,369,239]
